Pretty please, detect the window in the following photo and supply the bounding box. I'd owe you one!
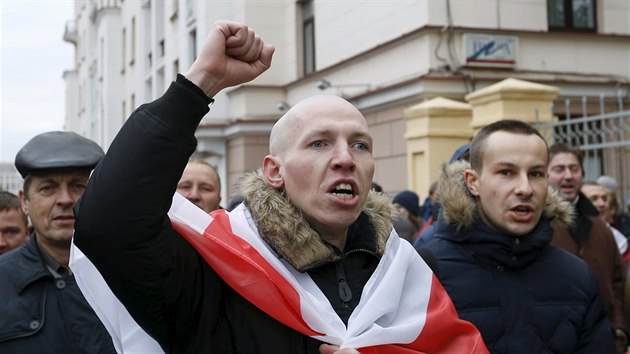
[159,39,165,58]
[122,100,126,124]
[173,59,179,80]
[171,0,178,21]
[302,0,315,75]
[122,27,126,73]
[130,17,136,65]
[189,28,197,67]
[548,0,596,31]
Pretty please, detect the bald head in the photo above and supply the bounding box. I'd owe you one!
[269,95,366,157]
[262,94,374,245]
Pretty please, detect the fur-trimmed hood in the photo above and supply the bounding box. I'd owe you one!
[439,160,574,231]
[235,169,393,272]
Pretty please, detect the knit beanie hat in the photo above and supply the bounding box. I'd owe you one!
[597,175,618,191]
[392,190,421,217]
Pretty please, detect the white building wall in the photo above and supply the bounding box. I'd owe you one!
[0,163,23,195]
[316,1,428,70]
[600,0,630,34]
[518,34,630,77]
[63,69,79,131]
[94,8,122,151]
[65,0,630,197]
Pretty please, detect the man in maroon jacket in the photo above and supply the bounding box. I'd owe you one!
[547,143,628,352]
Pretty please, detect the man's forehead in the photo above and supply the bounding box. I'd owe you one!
[30,170,91,182]
[549,152,579,166]
[484,132,547,160]
[185,162,217,175]
[0,209,26,226]
[582,184,607,195]
[292,95,365,120]
[0,208,23,217]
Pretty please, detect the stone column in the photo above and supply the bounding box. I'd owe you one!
[403,97,474,196]
[465,78,559,133]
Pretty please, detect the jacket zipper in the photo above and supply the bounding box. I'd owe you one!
[334,261,353,307]
[334,248,379,307]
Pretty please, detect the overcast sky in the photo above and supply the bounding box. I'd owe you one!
[1,1,74,163]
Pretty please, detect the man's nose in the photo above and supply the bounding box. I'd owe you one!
[514,174,533,196]
[56,186,76,206]
[332,144,356,170]
[561,168,574,180]
[187,186,201,201]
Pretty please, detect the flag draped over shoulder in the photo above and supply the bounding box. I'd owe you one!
[169,194,487,353]
[71,193,488,354]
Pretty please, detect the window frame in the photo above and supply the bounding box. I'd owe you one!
[548,0,597,32]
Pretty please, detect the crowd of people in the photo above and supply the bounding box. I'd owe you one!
[1,20,629,354]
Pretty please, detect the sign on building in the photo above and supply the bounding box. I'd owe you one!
[463,33,518,67]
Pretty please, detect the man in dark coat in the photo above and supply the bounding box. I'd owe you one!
[425,120,617,353]
[547,143,628,352]
[71,21,486,354]
[0,131,115,353]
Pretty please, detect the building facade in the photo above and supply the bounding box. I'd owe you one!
[64,0,630,201]
[0,162,23,195]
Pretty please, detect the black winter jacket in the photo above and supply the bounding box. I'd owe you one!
[425,160,617,354]
[72,77,394,354]
[0,235,116,354]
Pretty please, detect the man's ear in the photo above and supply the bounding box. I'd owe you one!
[464,169,480,197]
[19,190,29,215]
[262,155,284,189]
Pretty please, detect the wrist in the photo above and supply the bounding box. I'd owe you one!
[183,69,222,98]
[176,74,214,105]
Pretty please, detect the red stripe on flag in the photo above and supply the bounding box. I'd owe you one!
[171,210,323,337]
[361,277,488,353]
[172,208,488,353]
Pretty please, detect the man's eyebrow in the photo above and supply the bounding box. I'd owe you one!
[530,164,548,170]
[37,177,58,184]
[351,131,372,140]
[550,163,579,168]
[491,161,517,169]
[491,162,546,170]
[301,129,332,139]
[299,128,372,142]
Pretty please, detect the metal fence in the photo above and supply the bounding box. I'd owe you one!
[534,95,630,211]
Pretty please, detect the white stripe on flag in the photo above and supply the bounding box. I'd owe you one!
[70,240,164,354]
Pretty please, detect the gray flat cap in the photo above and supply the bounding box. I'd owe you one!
[15,131,104,178]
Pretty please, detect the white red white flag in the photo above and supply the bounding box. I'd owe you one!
[71,193,487,353]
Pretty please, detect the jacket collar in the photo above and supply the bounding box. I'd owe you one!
[575,192,599,217]
[14,234,51,294]
[568,192,596,245]
[236,169,393,272]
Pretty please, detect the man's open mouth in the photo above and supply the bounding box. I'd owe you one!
[330,183,354,200]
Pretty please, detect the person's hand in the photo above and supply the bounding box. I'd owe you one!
[319,343,361,354]
[184,21,275,98]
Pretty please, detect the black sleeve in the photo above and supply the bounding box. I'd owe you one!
[73,78,223,349]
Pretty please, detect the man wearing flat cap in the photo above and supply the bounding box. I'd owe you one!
[0,131,116,353]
